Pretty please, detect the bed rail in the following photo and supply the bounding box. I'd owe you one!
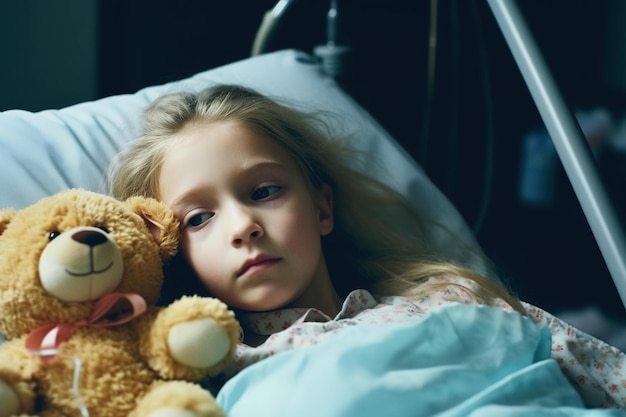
[487,0,626,310]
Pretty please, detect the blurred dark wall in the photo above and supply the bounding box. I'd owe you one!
[0,0,98,111]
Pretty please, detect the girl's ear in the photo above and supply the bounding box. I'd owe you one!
[316,184,334,236]
[125,196,179,260]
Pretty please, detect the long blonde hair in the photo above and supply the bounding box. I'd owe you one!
[107,84,525,313]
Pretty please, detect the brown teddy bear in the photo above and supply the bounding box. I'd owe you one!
[0,189,241,417]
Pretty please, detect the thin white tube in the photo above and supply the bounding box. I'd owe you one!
[251,0,296,56]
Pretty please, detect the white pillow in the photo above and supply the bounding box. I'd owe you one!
[0,49,490,277]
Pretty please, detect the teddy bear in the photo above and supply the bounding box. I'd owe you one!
[0,189,241,417]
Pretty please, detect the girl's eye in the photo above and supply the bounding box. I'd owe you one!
[187,212,214,227]
[251,185,281,201]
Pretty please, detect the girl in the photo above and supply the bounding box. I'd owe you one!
[107,84,624,407]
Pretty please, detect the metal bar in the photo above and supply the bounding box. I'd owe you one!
[487,0,626,309]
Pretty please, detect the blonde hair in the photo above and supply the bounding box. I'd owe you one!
[107,84,525,314]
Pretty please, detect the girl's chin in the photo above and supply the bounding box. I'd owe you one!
[233,294,293,313]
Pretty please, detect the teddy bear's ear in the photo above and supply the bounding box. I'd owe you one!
[0,208,16,235]
[124,196,179,261]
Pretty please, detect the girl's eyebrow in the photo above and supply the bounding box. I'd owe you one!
[170,188,211,212]
[239,160,286,175]
[169,161,287,210]
[235,160,291,184]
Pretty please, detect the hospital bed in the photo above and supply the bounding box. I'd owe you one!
[0,0,625,415]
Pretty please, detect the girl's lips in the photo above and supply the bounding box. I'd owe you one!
[237,256,280,277]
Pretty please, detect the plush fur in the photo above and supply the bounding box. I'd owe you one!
[0,189,240,417]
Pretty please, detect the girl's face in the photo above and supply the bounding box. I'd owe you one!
[158,120,335,312]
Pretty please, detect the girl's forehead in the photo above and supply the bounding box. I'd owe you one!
[158,121,316,205]
[174,121,283,157]
[160,120,304,184]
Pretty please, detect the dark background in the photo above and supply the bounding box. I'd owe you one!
[4,1,626,323]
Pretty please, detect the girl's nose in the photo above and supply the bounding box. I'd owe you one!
[229,207,264,247]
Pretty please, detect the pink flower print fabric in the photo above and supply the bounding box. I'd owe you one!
[225,276,626,409]
[523,302,626,408]
[229,289,428,376]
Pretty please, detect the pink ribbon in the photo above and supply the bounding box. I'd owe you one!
[25,292,147,352]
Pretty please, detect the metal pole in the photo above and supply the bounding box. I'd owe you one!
[487,0,626,309]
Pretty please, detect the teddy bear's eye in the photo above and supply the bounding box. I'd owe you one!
[48,231,61,241]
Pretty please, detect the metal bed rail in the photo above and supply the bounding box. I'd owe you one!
[487,0,626,310]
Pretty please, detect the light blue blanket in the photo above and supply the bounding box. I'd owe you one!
[217,304,623,416]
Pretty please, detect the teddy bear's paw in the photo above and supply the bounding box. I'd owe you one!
[168,318,230,368]
[0,378,20,417]
[133,381,225,417]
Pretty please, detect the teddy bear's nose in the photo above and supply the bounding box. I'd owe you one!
[71,230,108,247]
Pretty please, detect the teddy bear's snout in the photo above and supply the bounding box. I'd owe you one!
[71,229,109,248]
[38,226,125,302]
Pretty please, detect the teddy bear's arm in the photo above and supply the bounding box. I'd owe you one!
[137,296,240,381]
[0,339,40,417]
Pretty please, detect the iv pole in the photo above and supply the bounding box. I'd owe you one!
[487,0,626,310]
